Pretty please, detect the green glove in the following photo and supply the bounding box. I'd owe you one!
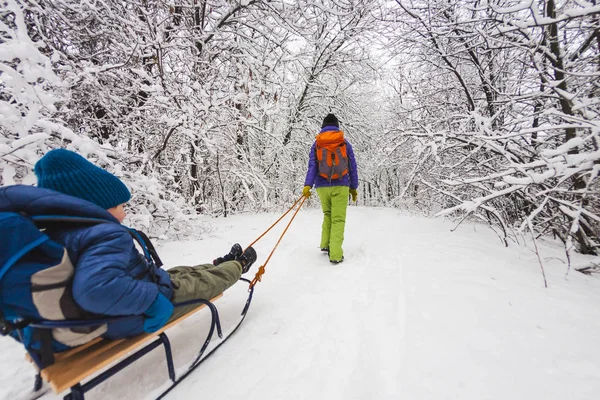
[349,188,358,202]
[302,185,312,198]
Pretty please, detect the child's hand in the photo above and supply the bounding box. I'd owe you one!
[143,293,173,333]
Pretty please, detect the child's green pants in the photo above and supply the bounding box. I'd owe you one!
[167,261,242,320]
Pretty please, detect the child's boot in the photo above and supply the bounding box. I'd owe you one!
[213,243,243,266]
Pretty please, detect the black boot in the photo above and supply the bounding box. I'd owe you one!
[213,243,243,266]
[236,247,257,274]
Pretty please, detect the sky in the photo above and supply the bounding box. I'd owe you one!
[1,205,599,400]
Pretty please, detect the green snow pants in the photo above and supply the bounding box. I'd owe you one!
[167,261,242,321]
[316,186,349,262]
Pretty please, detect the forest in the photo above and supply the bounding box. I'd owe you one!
[1,0,599,260]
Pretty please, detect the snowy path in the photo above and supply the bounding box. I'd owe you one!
[162,207,407,400]
[1,206,599,400]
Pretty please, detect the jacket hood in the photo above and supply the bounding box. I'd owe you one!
[0,185,118,222]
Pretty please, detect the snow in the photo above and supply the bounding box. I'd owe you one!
[503,169,556,185]
[1,206,600,400]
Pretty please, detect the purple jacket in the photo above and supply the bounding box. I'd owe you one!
[304,126,359,189]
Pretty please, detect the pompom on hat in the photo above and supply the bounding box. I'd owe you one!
[34,149,131,210]
[321,113,339,128]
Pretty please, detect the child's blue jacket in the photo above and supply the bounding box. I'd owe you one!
[0,185,173,342]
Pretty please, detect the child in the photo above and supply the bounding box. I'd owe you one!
[29,148,256,341]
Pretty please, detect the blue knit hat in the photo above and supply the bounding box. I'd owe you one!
[34,149,131,209]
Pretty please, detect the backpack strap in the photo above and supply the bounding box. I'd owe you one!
[0,235,49,283]
[32,328,55,368]
[132,229,164,268]
[127,228,161,283]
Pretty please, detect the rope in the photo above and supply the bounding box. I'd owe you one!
[245,194,304,250]
[156,196,306,397]
[249,195,307,289]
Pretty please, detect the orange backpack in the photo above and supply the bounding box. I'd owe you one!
[315,130,349,180]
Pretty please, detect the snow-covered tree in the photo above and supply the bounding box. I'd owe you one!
[379,0,600,256]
